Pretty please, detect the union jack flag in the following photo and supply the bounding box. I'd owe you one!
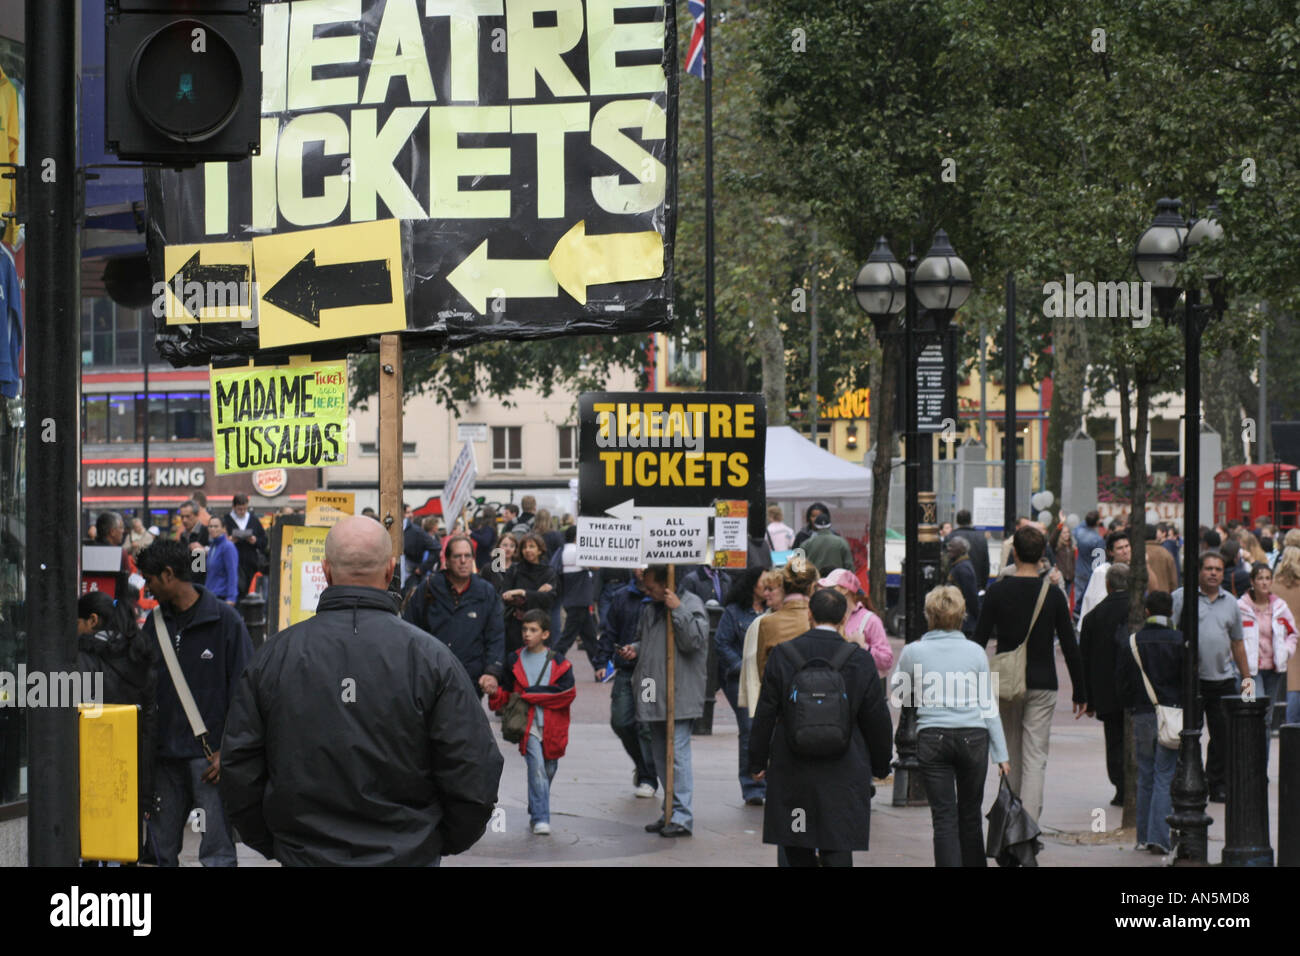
[685,0,707,79]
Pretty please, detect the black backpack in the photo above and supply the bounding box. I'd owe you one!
[781,641,857,758]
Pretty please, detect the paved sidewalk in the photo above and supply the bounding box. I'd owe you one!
[187,641,1279,867]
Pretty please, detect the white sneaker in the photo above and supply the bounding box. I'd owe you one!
[634,781,656,798]
[532,822,552,835]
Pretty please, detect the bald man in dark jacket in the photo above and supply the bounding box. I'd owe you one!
[221,516,503,866]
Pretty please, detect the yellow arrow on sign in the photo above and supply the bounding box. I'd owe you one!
[446,240,558,315]
[549,220,664,305]
[447,222,667,315]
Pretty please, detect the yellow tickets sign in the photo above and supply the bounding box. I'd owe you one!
[283,524,330,627]
[306,490,355,527]
[161,240,254,325]
[211,362,349,475]
[253,219,406,349]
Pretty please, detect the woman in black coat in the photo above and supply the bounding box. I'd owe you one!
[748,589,894,866]
[500,532,557,657]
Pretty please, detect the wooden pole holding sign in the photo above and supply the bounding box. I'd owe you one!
[379,335,404,566]
[664,564,676,828]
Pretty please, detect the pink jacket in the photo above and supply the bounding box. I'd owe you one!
[1237,591,1298,675]
[845,603,893,673]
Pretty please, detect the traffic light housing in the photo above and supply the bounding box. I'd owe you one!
[105,1,261,164]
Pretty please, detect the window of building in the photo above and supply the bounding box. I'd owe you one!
[1150,418,1181,479]
[84,394,109,444]
[81,297,154,369]
[493,426,522,471]
[557,425,578,470]
[358,441,416,455]
[107,393,137,443]
[1090,417,1117,476]
[166,392,207,441]
[81,391,213,444]
[666,335,703,388]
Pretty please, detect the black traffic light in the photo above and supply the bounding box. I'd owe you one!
[105,1,261,164]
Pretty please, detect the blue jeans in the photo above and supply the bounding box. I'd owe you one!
[610,668,657,787]
[150,756,237,867]
[649,719,694,829]
[1289,690,1300,725]
[1133,711,1177,851]
[525,735,558,826]
[720,670,765,801]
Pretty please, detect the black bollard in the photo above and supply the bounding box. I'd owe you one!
[1221,695,1273,866]
[238,591,267,649]
[1280,725,1300,867]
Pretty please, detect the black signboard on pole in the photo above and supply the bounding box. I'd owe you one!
[144,0,679,365]
[578,392,767,539]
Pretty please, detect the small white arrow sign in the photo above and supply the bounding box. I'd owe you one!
[605,499,716,522]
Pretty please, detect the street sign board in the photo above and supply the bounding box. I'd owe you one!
[916,341,947,432]
[144,0,679,365]
[457,422,488,444]
[642,514,708,563]
[209,360,349,474]
[575,516,643,569]
[972,486,1005,529]
[577,391,767,540]
[305,490,355,527]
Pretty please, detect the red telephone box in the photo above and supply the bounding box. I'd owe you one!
[1212,463,1300,529]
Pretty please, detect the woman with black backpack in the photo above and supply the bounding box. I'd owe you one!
[748,588,893,866]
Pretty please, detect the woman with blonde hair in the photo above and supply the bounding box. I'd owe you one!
[1240,531,1269,566]
[740,570,784,715]
[1272,546,1300,724]
[895,585,1009,866]
[755,556,820,681]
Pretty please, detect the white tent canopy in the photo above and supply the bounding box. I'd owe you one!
[764,425,872,502]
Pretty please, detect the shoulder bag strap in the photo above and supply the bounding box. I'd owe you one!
[1128,634,1161,707]
[1023,577,1051,646]
[152,606,213,758]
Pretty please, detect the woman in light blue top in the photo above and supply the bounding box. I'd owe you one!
[894,585,1009,867]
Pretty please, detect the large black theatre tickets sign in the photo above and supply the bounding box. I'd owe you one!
[145,0,678,365]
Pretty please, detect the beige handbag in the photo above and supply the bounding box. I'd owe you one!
[991,577,1050,702]
[1129,634,1183,750]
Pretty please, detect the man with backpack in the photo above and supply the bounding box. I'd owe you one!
[748,588,894,866]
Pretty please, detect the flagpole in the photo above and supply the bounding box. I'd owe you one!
[703,0,716,391]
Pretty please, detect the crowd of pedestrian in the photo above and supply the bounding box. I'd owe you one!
[942,505,1300,857]
[77,487,1300,869]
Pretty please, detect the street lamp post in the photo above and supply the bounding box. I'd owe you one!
[1135,196,1225,864]
[855,231,972,806]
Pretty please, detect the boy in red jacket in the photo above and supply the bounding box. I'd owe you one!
[489,609,577,834]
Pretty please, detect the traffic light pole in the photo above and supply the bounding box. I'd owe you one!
[26,0,82,865]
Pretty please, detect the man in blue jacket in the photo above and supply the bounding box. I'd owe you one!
[205,516,241,604]
[403,535,505,696]
[597,570,658,798]
[138,539,254,866]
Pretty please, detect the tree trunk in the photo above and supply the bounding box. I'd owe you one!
[869,333,900,619]
[1046,313,1088,504]
[1204,346,1246,466]
[1117,369,1152,833]
[755,310,787,426]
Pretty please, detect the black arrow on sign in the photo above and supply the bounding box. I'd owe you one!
[167,252,251,321]
[261,249,393,327]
